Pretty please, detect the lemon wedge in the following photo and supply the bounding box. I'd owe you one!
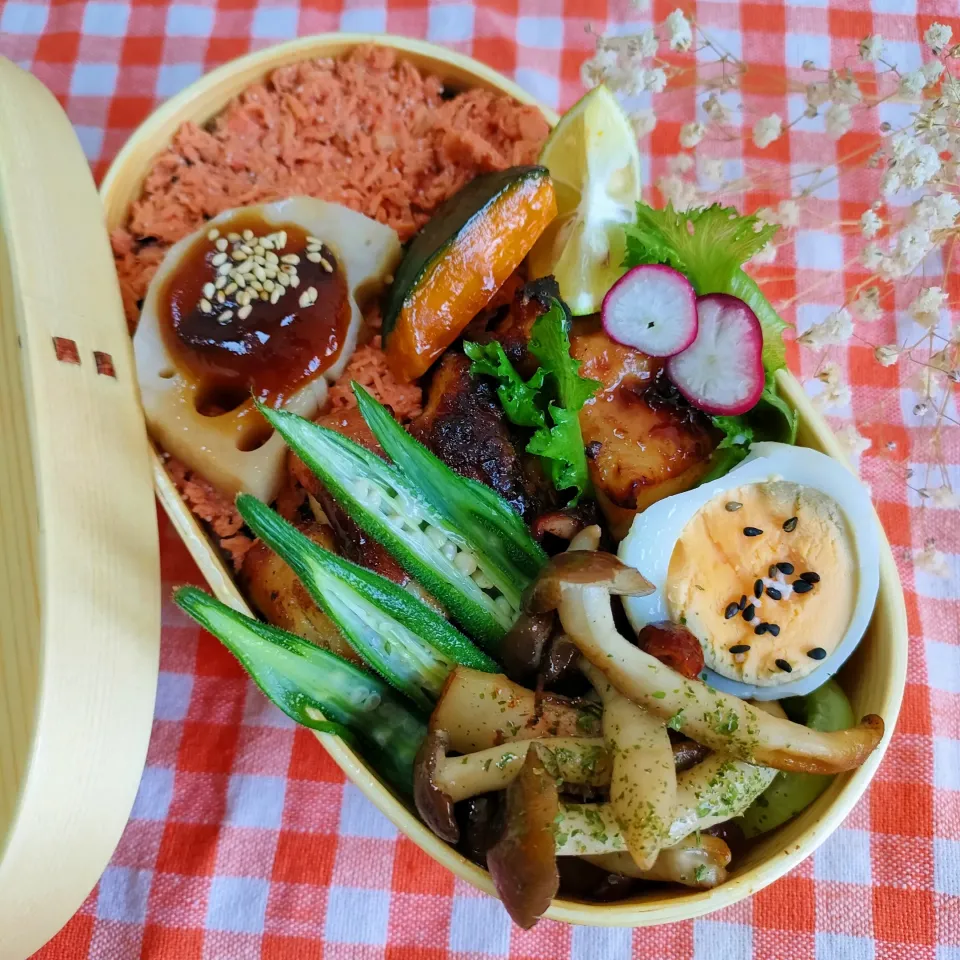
[528,85,641,316]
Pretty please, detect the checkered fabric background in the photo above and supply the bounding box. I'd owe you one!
[2,0,959,956]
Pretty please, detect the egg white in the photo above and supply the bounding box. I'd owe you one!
[618,442,881,700]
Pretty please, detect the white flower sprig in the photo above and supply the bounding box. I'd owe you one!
[579,13,960,570]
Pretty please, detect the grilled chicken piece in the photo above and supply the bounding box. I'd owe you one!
[409,352,545,521]
[241,520,363,665]
[572,319,718,540]
[288,407,415,589]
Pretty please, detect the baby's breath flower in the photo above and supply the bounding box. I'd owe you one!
[860,243,885,271]
[835,424,871,459]
[924,22,952,55]
[805,83,829,110]
[751,242,777,265]
[703,93,730,125]
[580,48,618,90]
[923,59,945,86]
[777,199,800,228]
[826,103,853,138]
[860,209,882,238]
[854,286,883,322]
[798,308,854,348]
[658,174,699,211]
[631,108,657,138]
[666,9,693,52]
[679,121,705,148]
[813,382,852,411]
[910,193,960,231]
[668,153,695,174]
[915,541,950,578]
[817,361,843,387]
[828,71,861,104]
[698,156,725,183]
[883,224,934,278]
[632,30,660,59]
[909,286,947,329]
[874,344,900,366]
[911,364,947,396]
[930,486,960,508]
[900,69,926,97]
[859,35,884,62]
[643,67,668,93]
[753,114,783,149]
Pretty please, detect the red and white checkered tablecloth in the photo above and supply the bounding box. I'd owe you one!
[3,0,958,957]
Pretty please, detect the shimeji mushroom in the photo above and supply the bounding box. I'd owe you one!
[585,833,732,889]
[429,667,601,753]
[583,662,676,871]
[538,552,884,775]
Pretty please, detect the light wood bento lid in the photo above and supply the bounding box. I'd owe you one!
[0,59,160,960]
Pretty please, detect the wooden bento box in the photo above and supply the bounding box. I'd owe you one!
[6,34,910,940]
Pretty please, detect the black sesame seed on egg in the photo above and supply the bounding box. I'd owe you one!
[725,602,740,620]
[807,647,827,660]
[776,562,794,575]
[800,571,821,584]
[775,658,793,672]
[729,644,751,654]
[766,586,782,600]
[783,517,798,532]
[742,603,756,621]
[767,623,781,637]
[754,623,769,635]
[743,526,763,537]
[754,579,763,599]
[792,580,814,594]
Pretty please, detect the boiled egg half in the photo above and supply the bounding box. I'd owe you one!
[619,442,880,699]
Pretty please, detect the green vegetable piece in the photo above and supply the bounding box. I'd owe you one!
[174,587,426,794]
[236,494,497,711]
[738,679,856,838]
[256,398,540,651]
[526,300,601,504]
[463,340,547,428]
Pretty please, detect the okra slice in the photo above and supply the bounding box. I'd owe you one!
[256,402,531,651]
[237,494,497,711]
[174,587,426,794]
[353,383,546,581]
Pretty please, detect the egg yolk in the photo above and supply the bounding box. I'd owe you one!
[665,480,856,686]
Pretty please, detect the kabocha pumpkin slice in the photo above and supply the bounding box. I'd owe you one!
[383,166,557,381]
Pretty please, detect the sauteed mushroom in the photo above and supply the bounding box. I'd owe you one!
[535,551,884,775]
[585,833,732,889]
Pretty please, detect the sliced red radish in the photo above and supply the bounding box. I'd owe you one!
[666,293,764,416]
[601,264,698,357]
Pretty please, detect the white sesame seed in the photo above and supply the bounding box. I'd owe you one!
[263,279,275,293]
[211,252,228,267]
[319,257,333,273]
[298,290,313,309]
[260,291,269,301]
[260,237,274,251]
[227,232,241,242]
[199,298,212,313]
[306,251,322,263]
[281,254,300,265]
[237,291,250,307]
[217,262,233,276]
[207,228,220,241]
[225,282,238,296]
[214,276,227,290]
[215,237,228,252]
[265,251,279,265]
[290,275,300,288]
[276,231,287,249]
[243,229,254,241]
[218,310,234,324]
[306,236,322,247]
[238,304,253,320]
[240,243,253,255]
[253,265,267,282]
[216,291,226,303]
[203,282,215,299]
[253,245,265,257]
[232,249,248,261]
[270,288,282,304]
[278,272,291,287]
[250,279,264,293]
[264,267,278,281]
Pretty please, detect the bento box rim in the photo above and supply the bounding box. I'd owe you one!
[100,32,909,927]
